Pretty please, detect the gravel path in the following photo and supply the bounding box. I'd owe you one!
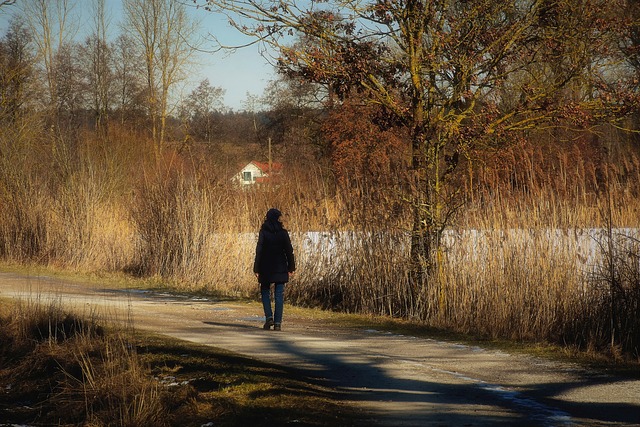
[1,272,639,426]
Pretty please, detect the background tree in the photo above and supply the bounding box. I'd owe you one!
[617,0,640,137]
[181,78,225,143]
[80,0,113,135]
[21,0,77,132]
[258,76,325,165]
[0,19,35,124]
[123,0,199,158]
[323,95,410,225]
[111,33,145,125]
[199,0,625,288]
[53,42,84,123]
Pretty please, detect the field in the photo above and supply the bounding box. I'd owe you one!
[0,295,366,426]
[1,123,638,360]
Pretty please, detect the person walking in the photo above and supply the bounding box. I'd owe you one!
[254,208,295,331]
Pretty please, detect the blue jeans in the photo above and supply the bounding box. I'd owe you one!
[261,282,285,324]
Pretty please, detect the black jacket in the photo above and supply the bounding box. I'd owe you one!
[253,222,295,284]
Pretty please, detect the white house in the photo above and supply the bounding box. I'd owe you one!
[233,161,283,186]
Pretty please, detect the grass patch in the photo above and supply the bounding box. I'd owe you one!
[2,262,638,426]
[0,298,368,426]
[4,259,637,378]
[0,262,174,292]
[137,334,368,426]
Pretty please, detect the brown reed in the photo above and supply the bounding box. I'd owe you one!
[0,119,638,358]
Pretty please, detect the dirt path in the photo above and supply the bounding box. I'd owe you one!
[1,272,639,426]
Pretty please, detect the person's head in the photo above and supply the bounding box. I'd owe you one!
[266,208,282,223]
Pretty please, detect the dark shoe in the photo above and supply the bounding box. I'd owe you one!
[273,323,281,331]
[263,318,274,330]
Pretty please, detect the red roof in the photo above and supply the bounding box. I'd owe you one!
[251,161,283,174]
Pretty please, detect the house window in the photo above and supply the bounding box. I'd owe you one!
[242,171,252,182]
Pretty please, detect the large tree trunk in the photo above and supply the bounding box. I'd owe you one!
[408,122,447,315]
[408,126,438,294]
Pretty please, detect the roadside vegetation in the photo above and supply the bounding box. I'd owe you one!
[1,0,639,374]
[1,118,638,363]
[0,297,365,426]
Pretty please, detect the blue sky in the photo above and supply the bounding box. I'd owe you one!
[189,4,277,110]
[0,1,276,111]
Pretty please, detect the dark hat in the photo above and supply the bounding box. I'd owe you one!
[266,208,282,222]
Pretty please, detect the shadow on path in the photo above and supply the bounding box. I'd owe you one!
[195,321,571,427]
[2,275,639,427]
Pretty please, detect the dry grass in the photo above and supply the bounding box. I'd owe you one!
[0,297,169,426]
[0,298,366,426]
[0,120,639,360]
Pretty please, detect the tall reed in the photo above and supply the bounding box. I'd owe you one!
[0,298,167,425]
[0,123,53,262]
[1,117,638,358]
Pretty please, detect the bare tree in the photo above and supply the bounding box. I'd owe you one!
[111,33,144,124]
[122,0,160,145]
[260,76,326,159]
[0,19,35,123]
[54,41,84,118]
[81,0,113,135]
[20,0,77,129]
[182,78,225,143]
[199,0,624,287]
[123,0,199,157]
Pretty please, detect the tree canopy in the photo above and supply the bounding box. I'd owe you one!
[199,0,636,284]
